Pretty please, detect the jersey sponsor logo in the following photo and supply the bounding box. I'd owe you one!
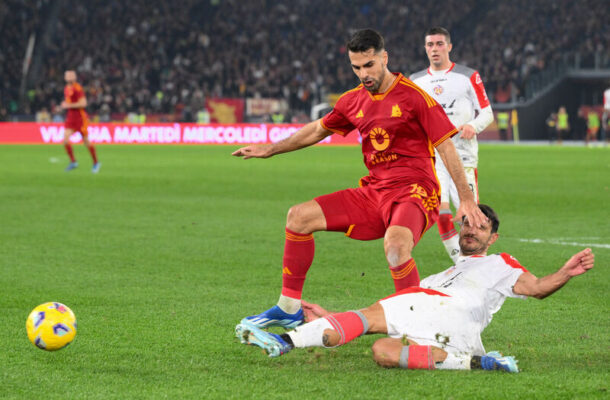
[369,151,398,165]
[369,127,390,151]
[356,109,364,118]
[391,105,402,117]
[439,99,456,110]
[433,85,444,95]
[475,72,482,85]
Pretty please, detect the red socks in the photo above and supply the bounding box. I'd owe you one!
[281,228,315,299]
[64,144,75,162]
[64,143,98,164]
[399,345,436,369]
[438,211,457,241]
[88,145,98,164]
[389,258,420,291]
[324,311,368,345]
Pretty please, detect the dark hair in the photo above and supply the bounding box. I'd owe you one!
[347,29,385,53]
[425,26,451,44]
[478,204,499,233]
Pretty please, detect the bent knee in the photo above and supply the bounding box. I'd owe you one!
[286,202,324,233]
[371,338,401,368]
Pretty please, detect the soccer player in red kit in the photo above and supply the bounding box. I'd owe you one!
[61,70,100,173]
[232,29,486,329]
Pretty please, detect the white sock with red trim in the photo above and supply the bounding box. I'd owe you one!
[287,318,333,348]
[437,210,460,262]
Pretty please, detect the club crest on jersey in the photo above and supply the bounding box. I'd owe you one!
[369,127,390,151]
[433,85,444,95]
[391,105,402,117]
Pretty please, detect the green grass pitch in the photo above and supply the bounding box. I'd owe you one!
[1,144,608,399]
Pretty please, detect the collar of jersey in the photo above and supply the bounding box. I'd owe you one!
[457,253,486,263]
[367,72,403,101]
[427,62,455,75]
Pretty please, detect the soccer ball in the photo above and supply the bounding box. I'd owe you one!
[26,302,77,351]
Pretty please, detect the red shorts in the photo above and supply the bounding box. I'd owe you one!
[315,182,439,244]
[65,110,89,135]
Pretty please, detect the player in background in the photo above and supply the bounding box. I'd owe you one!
[236,204,595,373]
[585,109,600,146]
[61,70,100,173]
[233,29,486,330]
[603,85,610,143]
[410,27,493,262]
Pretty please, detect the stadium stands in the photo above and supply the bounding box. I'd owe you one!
[1,0,607,121]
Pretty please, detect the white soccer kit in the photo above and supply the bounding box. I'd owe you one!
[410,64,493,206]
[604,88,610,112]
[379,253,527,356]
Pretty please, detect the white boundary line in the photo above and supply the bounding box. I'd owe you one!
[517,238,610,249]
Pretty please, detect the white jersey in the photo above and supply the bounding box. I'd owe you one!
[379,253,527,355]
[410,63,493,167]
[604,88,610,111]
[421,253,527,329]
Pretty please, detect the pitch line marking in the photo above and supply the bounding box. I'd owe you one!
[517,238,610,249]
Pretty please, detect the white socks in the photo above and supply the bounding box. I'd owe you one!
[277,295,301,314]
[443,235,461,263]
[436,352,471,370]
[286,318,333,348]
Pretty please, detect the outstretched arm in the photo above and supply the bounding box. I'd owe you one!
[435,139,486,228]
[513,248,595,299]
[232,119,332,159]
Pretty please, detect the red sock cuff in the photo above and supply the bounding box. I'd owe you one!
[389,259,416,280]
[437,212,456,236]
[389,259,420,290]
[285,228,313,241]
[399,345,435,369]
[324,311,367,345]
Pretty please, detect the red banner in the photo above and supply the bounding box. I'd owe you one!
[0,123,361,145]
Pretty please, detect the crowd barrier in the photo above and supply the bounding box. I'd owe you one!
[0,123,361,145]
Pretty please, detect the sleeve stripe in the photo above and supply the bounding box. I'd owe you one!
[432,128,458,147]
[399,81,436,108]
[500,253,529,273]
[319,118,348,136]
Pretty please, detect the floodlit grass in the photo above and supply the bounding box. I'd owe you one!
[1,144,608,399]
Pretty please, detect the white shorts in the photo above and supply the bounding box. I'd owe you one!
[379,289,485,356]
[436,161,479,208]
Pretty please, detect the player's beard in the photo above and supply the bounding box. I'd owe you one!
[362,69,385,93]
[459,234,488,256]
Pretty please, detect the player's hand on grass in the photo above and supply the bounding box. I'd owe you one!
[453,199,487,228]
[232,144,273,159]
[562,248,594,277]
[458,124,476,140]
[301,300,330,321]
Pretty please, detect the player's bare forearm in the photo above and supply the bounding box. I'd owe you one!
[232,120,331,159]
[436,140,485,226]
[513,249,594,299]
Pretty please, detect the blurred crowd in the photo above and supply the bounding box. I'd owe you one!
[1,0,608,121]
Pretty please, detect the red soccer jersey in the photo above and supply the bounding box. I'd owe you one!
[321,73,457,192]
[64,82,87,119]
